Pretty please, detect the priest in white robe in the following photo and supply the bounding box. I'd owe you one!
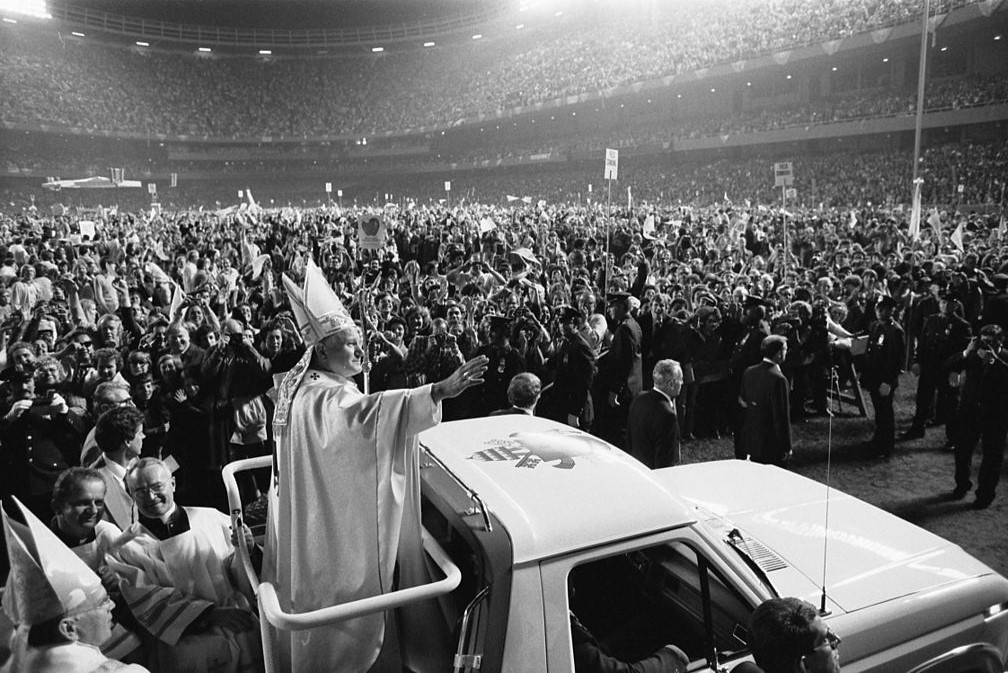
[105,458,263,673]
[263,259,487,673]
[48,467,142,662]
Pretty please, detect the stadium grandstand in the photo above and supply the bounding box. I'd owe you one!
[0,0,1005,207]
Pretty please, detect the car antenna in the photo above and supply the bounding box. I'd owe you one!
[819,366,837,617]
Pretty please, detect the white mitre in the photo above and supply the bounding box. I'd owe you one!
[281,258,356,346]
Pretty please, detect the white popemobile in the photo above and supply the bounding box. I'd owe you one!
[225,416,1008,673]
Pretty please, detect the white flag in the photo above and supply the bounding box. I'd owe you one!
[950,222,964,252]
[908,185,922,240]
[927,209,942,242]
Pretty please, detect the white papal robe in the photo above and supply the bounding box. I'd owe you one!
[0,639,149,673]
[67,520,142,661]
[264,367,441,673]
[105,507,263,673]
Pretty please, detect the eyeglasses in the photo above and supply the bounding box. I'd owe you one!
[809,628,842,654]
[129,481,170,497]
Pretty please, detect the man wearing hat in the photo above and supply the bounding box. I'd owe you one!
[861,295,905,458]
[902,291,971,442]
[540,306,595,428]
[1,496,149,672]
[475,313,526,417]
[592,291,642,446]
[264,260,488,673]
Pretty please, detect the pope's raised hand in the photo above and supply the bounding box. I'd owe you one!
[432,355,489,403]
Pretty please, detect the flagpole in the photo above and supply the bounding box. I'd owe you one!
[911,0,931,189]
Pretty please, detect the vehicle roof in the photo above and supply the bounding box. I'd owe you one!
[654,461,1003,612]
[420,417,695,564]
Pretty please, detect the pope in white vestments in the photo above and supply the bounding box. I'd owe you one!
[263,260,487,673]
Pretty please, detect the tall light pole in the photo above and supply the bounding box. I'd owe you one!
[911,0,931,189]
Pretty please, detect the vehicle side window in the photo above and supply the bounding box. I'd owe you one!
[568,540,753,670]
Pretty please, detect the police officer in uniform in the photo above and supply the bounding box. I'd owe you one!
[540,306,595,428]
[476,314,527,417]
[902,293,971,442]
[861,295,905,458]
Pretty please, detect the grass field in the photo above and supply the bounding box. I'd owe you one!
[677,374,1008,575]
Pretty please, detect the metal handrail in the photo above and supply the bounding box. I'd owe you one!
[222,454,463,631]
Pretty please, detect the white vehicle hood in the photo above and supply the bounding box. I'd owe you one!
[654,461,997,613]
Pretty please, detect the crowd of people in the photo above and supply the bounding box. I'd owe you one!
[0,178,1004,669]
[0,0,988,138]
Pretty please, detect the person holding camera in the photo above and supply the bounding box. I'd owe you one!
[949,324,1008,509]
[200,318,273,505]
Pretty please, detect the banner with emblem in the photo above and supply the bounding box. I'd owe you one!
[358,214,387,251]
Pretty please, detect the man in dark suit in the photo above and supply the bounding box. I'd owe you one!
[861,295,905,458]
[489,372,541,416]
[541,306,596,428]
[738,335,792,467]
[949,325,1008,509]
[592,292,642,446]
[628,359,684,468]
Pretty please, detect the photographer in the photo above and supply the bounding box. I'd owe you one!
[1,356,88,518]
[200,318,273,505]
[949,325,1008,510]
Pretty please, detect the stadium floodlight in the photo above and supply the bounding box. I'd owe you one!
[832,66,838,71]
[882,57,889,62]
[710,88,716,93]
[515,24,524,29]
[786,74,792,79]
[71,30,84,36]
[371,46,383,52]
[554,10,562,16]
[423,41,435,47]
[995,34,1002,41]
[939,46,947,51]
[0,0,51,20]
[258,49,272,55]
[472,34,482,40]
[2,17,15,22]
[198,47,212,52]
[136,41,149,47]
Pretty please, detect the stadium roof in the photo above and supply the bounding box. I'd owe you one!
[49,0,513,30]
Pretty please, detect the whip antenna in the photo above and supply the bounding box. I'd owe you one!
[820,366,837,616]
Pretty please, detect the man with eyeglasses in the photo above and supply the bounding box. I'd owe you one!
[748,597,841,673]
[104,457,263,672]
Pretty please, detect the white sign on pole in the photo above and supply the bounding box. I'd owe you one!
[147,183,157,195]
[957,184,964,194]
[444,181,451,192]
[588,184,593,193]
[604,148,619,180]
[238,190,244,198]
[325,182,332,193]
[785,187,797,199]
[773,162,794,187]
[337,189,343,197]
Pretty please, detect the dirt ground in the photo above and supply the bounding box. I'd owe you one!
[679,375,1008,575]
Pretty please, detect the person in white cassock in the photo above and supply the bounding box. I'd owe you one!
[263,259,488,673]
[103,458,264,673]
[1,495,150,673]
